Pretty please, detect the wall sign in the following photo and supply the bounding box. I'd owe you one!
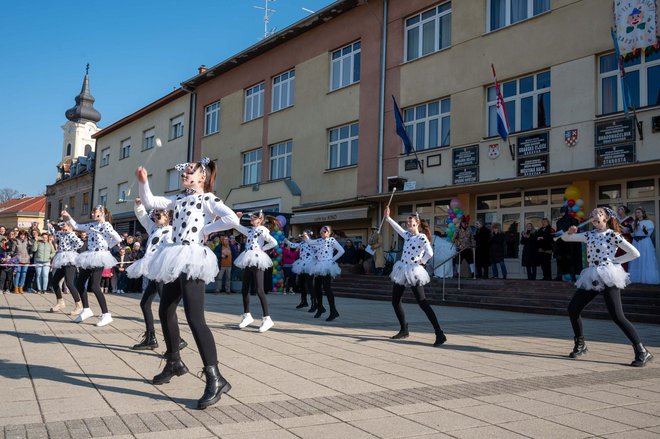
[452,145,479,167]
[596,143,635,168]
[518,155,549,177]
[517,132,549,157]
[427,154,441,167]
[404,159,419,171]
[595,118,635,146]
[453,167,479,185]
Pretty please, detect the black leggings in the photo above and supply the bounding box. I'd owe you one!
[52,265,80,302]
[241,266,270,316]
[568,287,641,344]
[76,267,108,314]
[160,273,217,365]
[392,283,441,332]
[140,280,163,332]
[314,275,337,312]
[297,273,313,302]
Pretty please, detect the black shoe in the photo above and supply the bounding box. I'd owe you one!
[569,336,588,358]
[132,331,158,350]
[631,343,653,367]
[391,324,409,340]
[433,330,447,347]
[314,306,326,318]
[179,339,188,351]
[296,301,308,309]
[197,364,232,409]
[153,351,188,385]
[308,305,317,313]
[326,311,339,322]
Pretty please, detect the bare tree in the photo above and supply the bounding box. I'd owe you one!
[0,188,20,203]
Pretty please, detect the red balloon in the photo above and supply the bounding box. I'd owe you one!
[569,211,576,217]
[567,199,575,207]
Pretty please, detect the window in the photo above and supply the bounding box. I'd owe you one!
[488,0,550,31]
[405,2,451,62]
[328,122,359,169]
[272,70,295,112]
[98,188,107,206]
[487,71,550,136]
[170,114,184,139]
[599,50,660,114]
[242,149,262,185]
[117,182,128,203]
[68,196,76,218]
[204,101,220,135]
[330,41,361,91]
[404,98,451,151]
[244,83,265,122]
[100,148,110,167]
[270,140,292,180]
[143,128,155,151]
[82,192,90,214]
[66,143,72,156]
[120,138,131,159]
[166,169,180,192]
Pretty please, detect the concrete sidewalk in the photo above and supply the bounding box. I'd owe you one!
[1,290,659,439]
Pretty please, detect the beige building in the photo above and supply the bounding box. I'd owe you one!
[92,89,191,234]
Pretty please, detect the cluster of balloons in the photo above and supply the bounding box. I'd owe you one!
[563,185,585,220]
[445,198,464,242]
[270,215,288,292]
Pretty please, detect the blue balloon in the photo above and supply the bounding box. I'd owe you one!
[445,218,452,224]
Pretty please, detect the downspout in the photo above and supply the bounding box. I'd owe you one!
[377,0,388,194]
[183,86,196,162]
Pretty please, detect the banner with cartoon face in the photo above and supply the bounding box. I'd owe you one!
[615,0,658,54]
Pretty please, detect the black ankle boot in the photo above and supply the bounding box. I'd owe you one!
[433,329,447,346]
[569,336,588,358]
[326,310,339,321]
[296,300,308,309]
[132,331,158,350]
[391,324,409,340]
[178,339,188,351]
[153,351,188,385]
[631,343,653,367]
[197,364,232,409]
[314,306,326,318]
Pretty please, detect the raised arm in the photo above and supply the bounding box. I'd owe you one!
[284,238,301,249]
[560,225,587,243]
[136,167,174,210]
[385,216,407,238]
[332,238,345,262]
[134,200,155,234]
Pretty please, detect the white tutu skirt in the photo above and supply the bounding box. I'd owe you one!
[52,251,78,269]
[234,249,273,270]
[311,260,341,278]
[575,263,630,291]
[76,250,117,270]
[126,258,150,279]
[292,259,313,275]
[147,243,218,284]
[390,261,431,286]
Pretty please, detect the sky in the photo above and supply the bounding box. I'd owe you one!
[0,0,335,197]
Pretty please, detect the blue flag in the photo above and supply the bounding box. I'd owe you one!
[610,28,632,115]
[392,95,413,155]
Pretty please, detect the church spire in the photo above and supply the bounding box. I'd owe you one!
[65,64,101,123]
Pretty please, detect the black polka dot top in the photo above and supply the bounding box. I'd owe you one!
[134,204,172,255]
[55,232,83,253]
[310,237,345,262]
[385,216,433,265]
[234,224,277,252]
[288,240,315,262]
[561,228,639,267]
[67,219,121,252]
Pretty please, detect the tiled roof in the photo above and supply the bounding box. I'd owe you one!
[0,196,46,214]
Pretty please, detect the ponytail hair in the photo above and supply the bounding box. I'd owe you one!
[203,160,216,193]
[419,219,432,242]
[104,207,113,223]
[263,215,281,233]
[598,206,621,234]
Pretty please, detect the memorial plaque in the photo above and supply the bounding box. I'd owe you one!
[404,159,419,171]
[517,154,549,177]
[453,167,479,185]
[517,132,549,157]
[595,143,635,168]
[452,145,479,168]
[595,118,635,146]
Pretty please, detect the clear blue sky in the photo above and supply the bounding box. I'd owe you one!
[0,0,334,196]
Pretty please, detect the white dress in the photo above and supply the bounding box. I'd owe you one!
[139,181,239,284]
[68,218,121,269]
[561,229,639,291]
[309,237,344,278]
[289,240,316,275]
[628,219,660,285]
[126,204,173,279]
[386,217,433,286]
[432,235,456,279]
[52,232,83,269]
[233,224,277,270]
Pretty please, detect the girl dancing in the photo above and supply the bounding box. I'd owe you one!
[48,221,83,314]
[285,230,316,310]
[310,225,344,321]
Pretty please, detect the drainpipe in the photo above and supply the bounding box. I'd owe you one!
[186,89,197,162]
[377,0,388,194]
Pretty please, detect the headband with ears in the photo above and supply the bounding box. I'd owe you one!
[602,206,617,219]
[249,209,264,219]
[175,157,211,176]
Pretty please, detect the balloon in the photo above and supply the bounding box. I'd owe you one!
[576,211,585,219]
[452,218,459,224]
[575,199,584,207]
[446,218,452,224]
[567,199,575,207]
[456,212,463,218]
[572,205,580,212]
[275,215,287,227]
[564,185,581,200]
[450,198,461,209]
[569,211,576,217]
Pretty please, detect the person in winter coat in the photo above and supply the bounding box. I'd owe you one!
[489,223,507,279]
[12,230,31,293]
[31,232,56,293]
[474,220,491,279]
[520,223,538,280]
[368,228,385,275]
[536,218,555,280]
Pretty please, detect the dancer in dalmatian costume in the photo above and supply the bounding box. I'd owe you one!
[47,221,84,315]
[62,205,121,327]
[136,158,239,410]
[383,208,447,347]
[309,225,344,321]
[560,206,653,367]
[225,210,278,332]
[284,230,316,310]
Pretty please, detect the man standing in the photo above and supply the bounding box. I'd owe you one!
[555,207,581,281]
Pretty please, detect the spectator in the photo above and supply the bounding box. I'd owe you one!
[367,228,385,275]
[209,235,221,251]
[13,230,31,293]
[127,242,144,293]
[114,247,133,294]
[282,240,299,293]
[340,239,357,265]
[520,223,538,280]
[32,232,55,294]
[24,228,41,292]
[629,207,660,285]
[0,240,12,293]
[213,236,232,293]
[554,206,581,281]
[536,218,554,280]
[356,242,369,274]
[474,220,491,279]
[489,222,507,279]
[452,215,475,277]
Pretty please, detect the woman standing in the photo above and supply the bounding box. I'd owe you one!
[536,218,554,280]
[49,222,84,314]
[136,159,238,410]
[616,205,634,272]
[12,230,30,293]
[489,223,507,279]
[520,223,538,280]
[310,225,344,321]
[285,230,316,309]
[32,231,55,294]
[231,211,278,332]
[383,208,446,347]
[628,207,659,285]
[561,207,652,366]
[63,205,121,327]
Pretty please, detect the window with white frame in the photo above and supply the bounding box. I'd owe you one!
[100,148,110,167]
[272,70,295,112]
[599,50,660,115]
[204,101,220,135]
[328,122,359,169]
[488,0,550,32]
[404,98,451,151]
[166,169,180,192]
[170,114,184,139]
[117,182,128,203]
[143,128,155,151]
[98,188,108,206]
[242,149,262,185]
[270,140,292,180]
[405,2,451,62]
[487,71,551,136]
[82,192,90,214]
[244,83,265,122]
[120,138,131,159]
[330,41,361,91]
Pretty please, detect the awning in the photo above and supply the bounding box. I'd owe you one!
[290,207,369,225]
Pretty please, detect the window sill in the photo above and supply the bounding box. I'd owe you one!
[484,9,551,35]
[327,81,359,95]
[398,145,449,156]
[268,177,292,183]
[324,164,357,173]
[141,146,154,152]
[596,103,660,118]
[483,126,550,142]
[169,134,184,142]
[242,116,264,125]
[269,105,294,115]
[119,156,130,161]
[403,45,452,65]
[202,131,220,139]
[100,164,109,168]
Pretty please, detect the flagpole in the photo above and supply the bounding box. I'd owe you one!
[491,64,513,158]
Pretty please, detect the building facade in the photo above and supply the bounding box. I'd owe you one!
[0,196,47,230]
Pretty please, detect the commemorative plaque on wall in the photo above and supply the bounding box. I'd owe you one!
[516,131,549,177]
[452,145,479,185]
[518,155,549,177]
[517,132,549,157]
[594,117,636,168]
[596,143,635,167]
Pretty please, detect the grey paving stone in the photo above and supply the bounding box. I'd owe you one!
[170,410,202,428]
[152,411,184,430]
[187,408,221,426]
[101,416,130,436]
[218,405,253,423]
[121,413,150,434]
[136,412,168,432]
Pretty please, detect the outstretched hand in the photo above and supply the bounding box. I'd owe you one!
[135,167,148,183]
[384,206,390,218]
[61,210,71,221]
[567,225,578,234]
[134,197,141,206]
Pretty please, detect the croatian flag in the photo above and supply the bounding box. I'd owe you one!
[491,64,510,142]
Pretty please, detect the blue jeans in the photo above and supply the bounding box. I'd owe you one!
[35,263,50,291]
[13,265,28,288]
[491,261,507,279]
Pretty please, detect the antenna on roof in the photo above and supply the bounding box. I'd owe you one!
[254,0,277,39]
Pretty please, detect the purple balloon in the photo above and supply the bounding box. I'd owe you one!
[276,215,287,228]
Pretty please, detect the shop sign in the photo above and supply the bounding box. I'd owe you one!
[517,155,549,177]
[452,145,479,167]
[517,132,549,157]
[595,118,635,146]
[595,143,635,168]
[404,159,419,171]
[453,167,479,185]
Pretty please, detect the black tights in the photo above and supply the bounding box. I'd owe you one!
[297,273,313,302]
[160,273,217,365]
[392,283,441,332]
[140,280,163,332]
[314,275,337,312]
[568,287,641,344]
[241,266,270,316]
[52,265,80,302]
[76,268,108,313]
